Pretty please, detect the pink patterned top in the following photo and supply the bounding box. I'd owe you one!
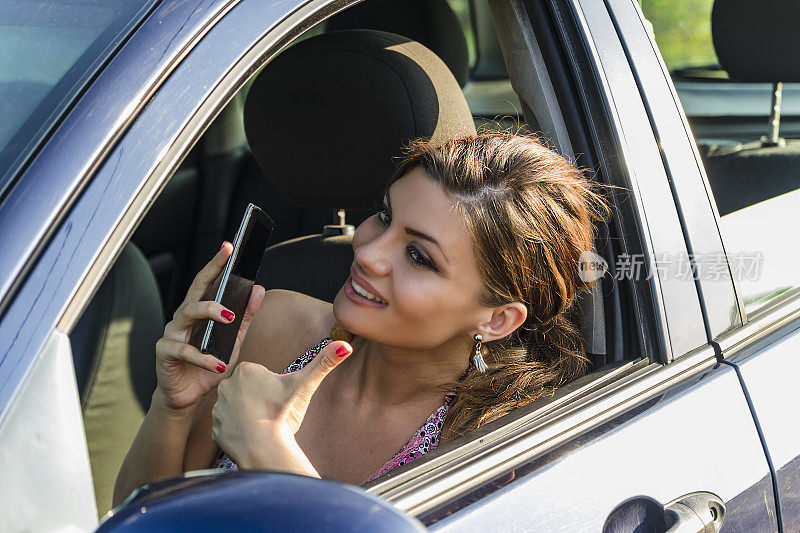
[212,338,455,484]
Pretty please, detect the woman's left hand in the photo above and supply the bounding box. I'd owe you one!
[211,340,353,471]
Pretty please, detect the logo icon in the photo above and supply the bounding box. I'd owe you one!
[578,250,608,283]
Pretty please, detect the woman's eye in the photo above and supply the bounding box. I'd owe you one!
[377,206,391,226]
[406,244,438,271]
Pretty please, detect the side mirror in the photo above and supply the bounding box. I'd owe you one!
[98,471,425,532]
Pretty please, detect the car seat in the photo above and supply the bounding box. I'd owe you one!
[224,0,472,250]
[703,0,800,216]
[245,29,477,302]
[325,0,470,87]
[70,242,162,515]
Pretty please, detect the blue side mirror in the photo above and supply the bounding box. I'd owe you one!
[98,471,425,532]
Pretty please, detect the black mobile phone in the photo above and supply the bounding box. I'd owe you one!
[189,203,274,364]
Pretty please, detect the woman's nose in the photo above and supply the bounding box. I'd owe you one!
[354,233,392,277]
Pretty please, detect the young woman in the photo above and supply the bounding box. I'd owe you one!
[113,132,610,506]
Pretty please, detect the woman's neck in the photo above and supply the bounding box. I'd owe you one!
[335,335,471,407]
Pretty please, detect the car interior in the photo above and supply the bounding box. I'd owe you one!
[687,1,800,216]
[656,0,800,315]
[69,0,641,516]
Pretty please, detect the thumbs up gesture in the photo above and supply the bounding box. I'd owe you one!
[211,340,353,473]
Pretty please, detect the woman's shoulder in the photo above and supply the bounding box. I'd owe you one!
[237,289,336,373]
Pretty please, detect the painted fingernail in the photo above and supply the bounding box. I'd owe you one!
[216,363,226,373]
[335,344,352,357]
[221,309,235,321]
[220,241,230,251]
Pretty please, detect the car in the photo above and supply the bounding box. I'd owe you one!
[0,0,797,531]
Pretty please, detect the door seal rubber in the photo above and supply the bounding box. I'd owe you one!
[713,341,784,533]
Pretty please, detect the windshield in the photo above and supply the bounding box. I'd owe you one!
[0,0,160,199]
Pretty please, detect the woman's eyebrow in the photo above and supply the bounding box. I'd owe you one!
[386,190,449,263]
[405,227,449,263]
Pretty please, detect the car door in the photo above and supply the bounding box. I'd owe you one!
[639,1,800,531]
[361,1,778,530]
[723,305,800,533]
[0,0,356,529]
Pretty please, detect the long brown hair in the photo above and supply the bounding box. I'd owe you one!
[388,132,612,443]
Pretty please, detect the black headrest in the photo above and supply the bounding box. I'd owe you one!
[244,30,476,210]
[712,0,800,82]
[326,0,470,87]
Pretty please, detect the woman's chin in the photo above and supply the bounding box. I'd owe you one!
[332,288,378,339]
[332,289,356,329]
[332,287,346,317]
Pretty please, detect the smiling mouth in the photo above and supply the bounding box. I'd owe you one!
[350,278,387,304]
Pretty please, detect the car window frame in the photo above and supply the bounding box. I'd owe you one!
[62,0,713,517]
[606,0,743,340]
[559,0,707,361]
[619,0,800,354]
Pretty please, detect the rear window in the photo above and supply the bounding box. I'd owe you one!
[643,0,800,317]
[0,0,160,199]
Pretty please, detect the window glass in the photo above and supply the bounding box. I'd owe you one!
[640,0,717,73]
[0,0,160,200]
[445,0,477,70]
[642,1,800,317]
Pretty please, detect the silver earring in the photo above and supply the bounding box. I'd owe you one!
[473,333,488,372]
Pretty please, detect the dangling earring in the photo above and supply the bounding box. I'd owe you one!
[473,333,488,372]
[330,322,354,343]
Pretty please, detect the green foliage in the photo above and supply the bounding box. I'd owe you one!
[640,0,718,70]
[447,0,477,68]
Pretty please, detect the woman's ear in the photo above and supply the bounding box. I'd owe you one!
[479,302,527,342]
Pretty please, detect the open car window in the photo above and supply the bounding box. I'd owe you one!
[64,0,654,521]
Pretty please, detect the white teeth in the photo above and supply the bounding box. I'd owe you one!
[351,279,387,304]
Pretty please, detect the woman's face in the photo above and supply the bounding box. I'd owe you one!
[333,167,489,350]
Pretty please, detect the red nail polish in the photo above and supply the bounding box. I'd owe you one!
[335,345,352,357]
[216,363,226,373]
[221,309,234,321]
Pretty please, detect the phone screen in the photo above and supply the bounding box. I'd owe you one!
[189,204,273,363]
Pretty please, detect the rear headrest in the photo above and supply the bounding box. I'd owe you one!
[326,0,470,87]
[244,30,476,210]
[712,0,800,82]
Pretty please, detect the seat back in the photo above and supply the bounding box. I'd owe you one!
[70,242,162,515]
[325,0,470,87]
[712,0,800,84]
[226,0,472,247]
[245,29,476,301]
[704,0,800,216]
[703,139,800,216]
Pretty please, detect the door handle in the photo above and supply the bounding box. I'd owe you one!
[603,491,726,533]
[663,492,725,533]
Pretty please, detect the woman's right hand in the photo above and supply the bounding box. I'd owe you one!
[153,242,266,413]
